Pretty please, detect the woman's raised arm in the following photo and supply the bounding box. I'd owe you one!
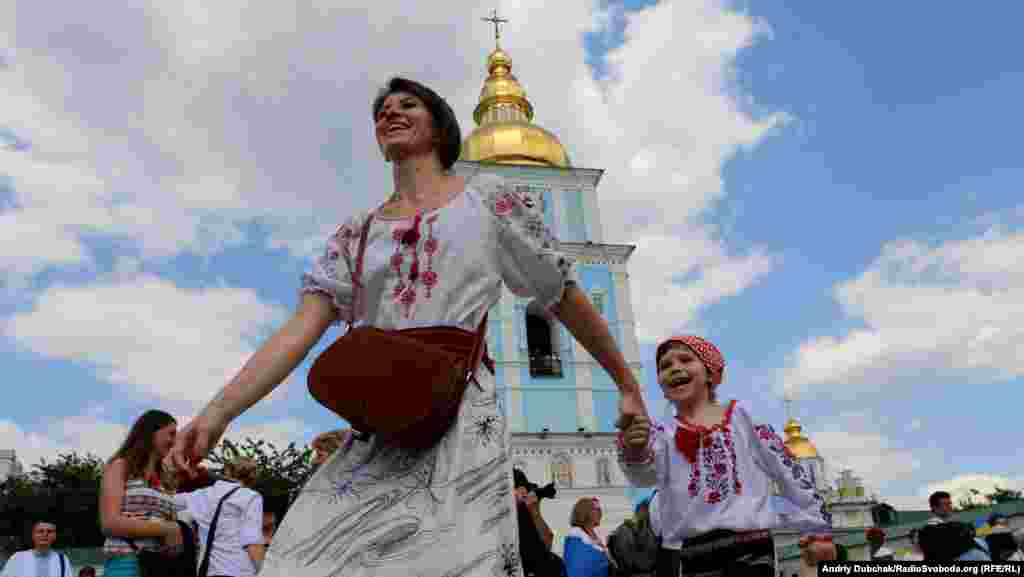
[171,292,337,474]
[553,284,647,426]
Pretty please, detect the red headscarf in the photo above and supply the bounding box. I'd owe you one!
[656,335,727,462]
[655,335,725,385]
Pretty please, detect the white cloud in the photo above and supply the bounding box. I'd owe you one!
[225,418,317,451]
[921,474,1024,507]
[629,232,775,341]
[2,0,783,342]
[0,414,315,474]
[809,411,925,497]
[0,416,128,472]
[2,274,289,408]
[783,220,1024,397]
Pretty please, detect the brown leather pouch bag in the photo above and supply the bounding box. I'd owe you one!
[307,213,488,450]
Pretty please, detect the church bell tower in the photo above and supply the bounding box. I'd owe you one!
[452,10,644,547]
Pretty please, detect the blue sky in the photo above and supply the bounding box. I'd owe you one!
[2,0,1022,509]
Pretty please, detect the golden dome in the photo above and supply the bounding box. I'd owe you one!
[783,418,820,459]
[461,47,570,168]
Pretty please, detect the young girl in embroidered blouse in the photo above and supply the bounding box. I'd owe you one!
[618,336,835,577]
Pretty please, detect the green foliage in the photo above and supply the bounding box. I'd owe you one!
[207,437,314,512]
[955,486,1023,511]
[986,486,1023,504]
[0,453,106,548]
[30,452,104,490]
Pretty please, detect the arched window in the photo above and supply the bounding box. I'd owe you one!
[551,453,574,488]
[590,289,606,316]
[596,457,612,486]
[525,308,562,377]
[526,313,553,357]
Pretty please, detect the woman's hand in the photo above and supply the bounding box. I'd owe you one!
[617,390,648,428]
[170,409,230,477]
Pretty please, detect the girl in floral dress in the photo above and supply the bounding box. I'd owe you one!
[618,336,834,577]
[170,77,648,577]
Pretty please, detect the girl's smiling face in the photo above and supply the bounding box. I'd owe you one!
[657,343,711,406]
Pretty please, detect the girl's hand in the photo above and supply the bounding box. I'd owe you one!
[621,414,652,457]
[800,536,837,565]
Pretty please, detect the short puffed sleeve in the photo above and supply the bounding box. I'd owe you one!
[478,175,577,310]
[299,214,365,323]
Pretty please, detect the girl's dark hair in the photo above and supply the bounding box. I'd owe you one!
[109,410,176,480]
[372,77,462,170]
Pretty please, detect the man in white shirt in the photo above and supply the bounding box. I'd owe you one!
[175,458,265,577]
[0,521,70,577]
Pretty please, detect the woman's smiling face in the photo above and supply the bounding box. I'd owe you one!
[374,91,437,162]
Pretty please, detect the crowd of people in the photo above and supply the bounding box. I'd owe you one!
[2,76,1018,577]
[865,492,1024,564]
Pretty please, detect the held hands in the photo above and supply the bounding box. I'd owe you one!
[170,408,230,478]
[615,389,648,430]
[799,536,837,567]
[616,389,651,459]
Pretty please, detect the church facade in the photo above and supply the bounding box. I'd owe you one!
[0,449,22,483]
[453,35,643,546]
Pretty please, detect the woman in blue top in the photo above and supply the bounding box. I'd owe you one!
[564,497,613,577]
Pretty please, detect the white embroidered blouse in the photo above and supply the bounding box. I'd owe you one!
[301,173,576,330]
[617,400,832,550]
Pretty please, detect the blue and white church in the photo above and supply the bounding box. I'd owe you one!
[453,33,643,545]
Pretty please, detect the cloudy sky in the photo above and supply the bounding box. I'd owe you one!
[2,0,1021,510]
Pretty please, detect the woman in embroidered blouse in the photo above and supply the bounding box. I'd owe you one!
[169,77,647,577]
[565,497,613,577]
[99,410,181,577]
[618,336,834,577]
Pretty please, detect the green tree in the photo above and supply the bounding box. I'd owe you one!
[31,452,104,490]
[956,488,983,511]
[207,437,314,516]
[0,452,106,549]
[985,486,1022,504]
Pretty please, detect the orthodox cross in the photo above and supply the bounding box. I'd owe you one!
[482,9,509,49]
[783,391,794,421]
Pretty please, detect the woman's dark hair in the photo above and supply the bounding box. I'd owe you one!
[109,410,176,480]
[372,77,462,170]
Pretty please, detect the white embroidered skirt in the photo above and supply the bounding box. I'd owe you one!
[262,370,522,577]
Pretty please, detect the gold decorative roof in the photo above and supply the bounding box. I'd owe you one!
[461,45,570,168]
[783,417,820,459]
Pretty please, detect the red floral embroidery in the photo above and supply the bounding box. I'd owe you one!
[422,270,438,288]
[387,212,442,315]
[399,287,416,305]
[493,193,516,216]
[678,400,742,504]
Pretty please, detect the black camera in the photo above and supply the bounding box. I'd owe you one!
[514,468,557,501]
[526,481,557,501]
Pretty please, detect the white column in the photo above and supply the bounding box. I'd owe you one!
[612,267,642,367]
[550,183,567,241]
[502,288,525,432]
[574,301,598,431]
[583,183,604,243]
